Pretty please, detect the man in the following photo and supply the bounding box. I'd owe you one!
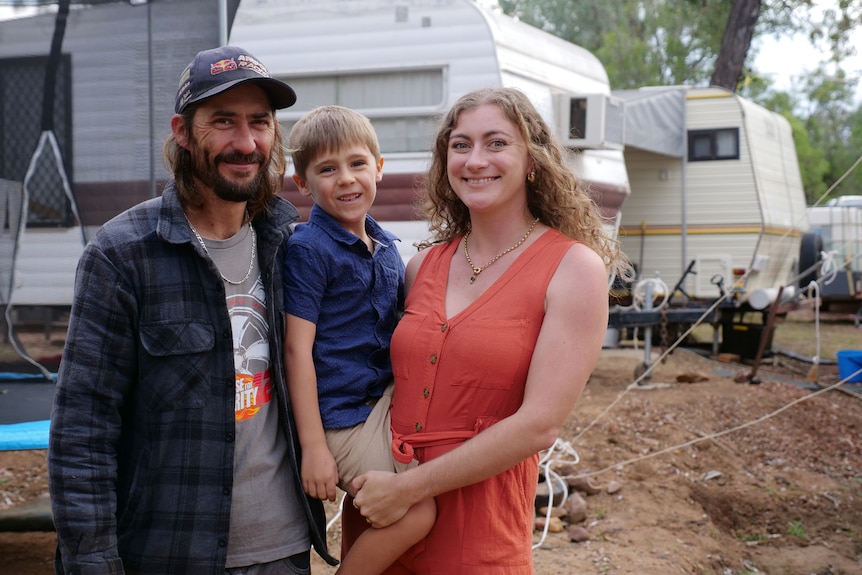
[48,46,337,575]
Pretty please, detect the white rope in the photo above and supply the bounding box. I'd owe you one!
[625,276,671,312]
[326,491,347,533]
[533,438,579,549]
[818,250,839,286]
[623,276,670,352]
[806,280,822,369]
[579,371,862,479]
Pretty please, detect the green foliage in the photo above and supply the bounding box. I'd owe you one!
[494,0,862,205]
[799,68,862,204]
[738,532,765,542]
[790,113,831,205]
[787,520,807,538]
[497,0,728,89]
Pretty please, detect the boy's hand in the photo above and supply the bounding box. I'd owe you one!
[301,445,339,501]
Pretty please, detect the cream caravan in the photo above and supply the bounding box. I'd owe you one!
[607,87,810,360]
[614,86,808,302]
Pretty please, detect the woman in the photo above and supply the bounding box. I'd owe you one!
[347,87,629,574]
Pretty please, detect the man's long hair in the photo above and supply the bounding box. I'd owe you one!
[162,105,287,220]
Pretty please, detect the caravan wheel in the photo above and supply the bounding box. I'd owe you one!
[797,232,823,289]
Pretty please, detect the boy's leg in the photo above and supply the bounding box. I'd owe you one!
[326,384,402,497]
[336,496,433,575]
[333,385,432,574]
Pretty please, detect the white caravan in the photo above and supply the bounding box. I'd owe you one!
[0,0,626,352]
[229,0,631,262]
[806,204,862,309]
[0,0,221,317]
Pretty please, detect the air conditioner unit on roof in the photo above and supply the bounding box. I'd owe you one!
[555,93,625,150]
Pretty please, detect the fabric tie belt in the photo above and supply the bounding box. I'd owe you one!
[391,416,499,465]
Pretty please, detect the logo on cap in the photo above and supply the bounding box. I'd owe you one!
[211,58,238,75]
[236,54,270,78]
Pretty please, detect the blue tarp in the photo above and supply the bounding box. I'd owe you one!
[0,419,50,451]
[0,371,55,382]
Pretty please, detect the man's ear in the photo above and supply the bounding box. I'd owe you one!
[171,114,191,150]
[293,173,312,197]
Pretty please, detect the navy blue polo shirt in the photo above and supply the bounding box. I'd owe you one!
[283,204,405,429]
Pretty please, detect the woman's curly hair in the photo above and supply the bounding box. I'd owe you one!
[416,86,629,278]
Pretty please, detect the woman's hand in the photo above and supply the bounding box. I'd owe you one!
[351,470,408,528]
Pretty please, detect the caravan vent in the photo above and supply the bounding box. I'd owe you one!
[556,93,624,150]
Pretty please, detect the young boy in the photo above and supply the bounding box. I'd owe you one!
[283,106,435,574]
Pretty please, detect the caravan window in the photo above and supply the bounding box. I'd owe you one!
[687,128,739,161]
[277,69,444,153]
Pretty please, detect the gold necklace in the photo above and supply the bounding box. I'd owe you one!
[184,212,256,285]
[463,217,540,284]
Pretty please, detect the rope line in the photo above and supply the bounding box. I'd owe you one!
[575,370,861,479]
[533,439,578,549]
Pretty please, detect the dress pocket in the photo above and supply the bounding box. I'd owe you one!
[450,319,530,390]
[460,461,535,567]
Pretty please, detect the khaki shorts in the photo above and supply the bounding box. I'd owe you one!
[325,383,414,497]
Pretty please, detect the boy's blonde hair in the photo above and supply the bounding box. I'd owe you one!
[288,105,381,178]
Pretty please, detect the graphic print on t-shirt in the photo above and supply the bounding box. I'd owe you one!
[228,277,272,421]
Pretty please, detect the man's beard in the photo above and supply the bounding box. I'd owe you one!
[191,144,268,203]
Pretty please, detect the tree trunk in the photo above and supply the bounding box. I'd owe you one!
[710,0,762,91]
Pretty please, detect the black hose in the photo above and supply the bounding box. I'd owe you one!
[773,347,837,365]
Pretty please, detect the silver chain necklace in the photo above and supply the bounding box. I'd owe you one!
[184,212,256,285]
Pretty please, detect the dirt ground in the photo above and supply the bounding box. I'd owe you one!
[1,309,861,575]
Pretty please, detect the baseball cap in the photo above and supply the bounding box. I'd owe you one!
[175,45,297,113]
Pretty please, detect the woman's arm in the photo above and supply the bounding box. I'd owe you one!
[352,242,609,526]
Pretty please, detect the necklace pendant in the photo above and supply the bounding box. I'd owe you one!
[469,274,477,284]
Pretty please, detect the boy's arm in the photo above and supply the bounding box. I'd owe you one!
[284,313,339,502]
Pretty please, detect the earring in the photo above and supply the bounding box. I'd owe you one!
[527,171,536,184]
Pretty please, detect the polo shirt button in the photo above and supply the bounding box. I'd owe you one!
[223,487,231,495]
[429,354,437,364]
[415,422,423,432]
[218,538,228,548]
[223,329,231,338]
[226,432,234,442]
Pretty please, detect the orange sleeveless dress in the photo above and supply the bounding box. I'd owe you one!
[378,228,576,574]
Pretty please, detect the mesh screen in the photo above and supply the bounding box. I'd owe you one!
[0,55,73,227]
